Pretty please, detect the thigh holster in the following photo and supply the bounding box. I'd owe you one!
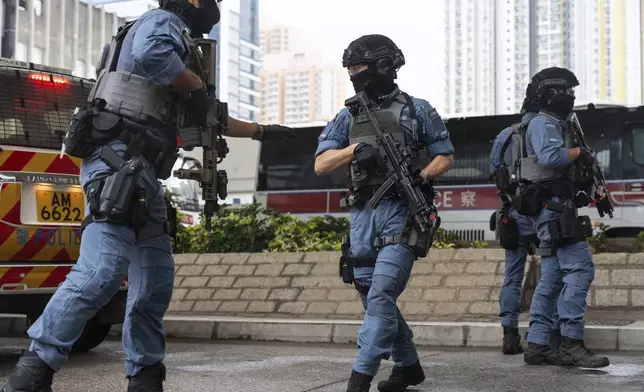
[80,146,172,243]
[496,205,520,250]
[536,198,593,257]
[339,235,376,295]
[519,234,539,255]
[373,215,440,260]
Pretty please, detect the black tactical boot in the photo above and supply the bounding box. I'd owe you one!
[558,337,610,368]
[502,327,523,355]
[377,361,425,392]
[524,342,560,365]
[2,351,54,392]
[549,329,562,352]
[345,370,373,392]
[127,362,166,392]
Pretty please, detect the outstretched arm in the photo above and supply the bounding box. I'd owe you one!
[224,116,295,143]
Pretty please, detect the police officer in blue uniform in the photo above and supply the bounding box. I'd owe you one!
[489,83,561,357]
[513,67,609,368]
[2,0,293,390]
[314,34,454,392]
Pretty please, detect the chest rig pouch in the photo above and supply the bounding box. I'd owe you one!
[62,21,135,160]
[71,18,184,242]
[511,113,573,217]
[62,19,181,181]
[341,91,438,259]
[342,91,431,209]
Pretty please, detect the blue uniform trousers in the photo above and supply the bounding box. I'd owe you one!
[526,196,594,344]
[499,208,560,330]
[27,141,175,377]
[350,198,418,376]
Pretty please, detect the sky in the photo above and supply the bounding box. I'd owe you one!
[101,0,448,110]
[258,0,447,110]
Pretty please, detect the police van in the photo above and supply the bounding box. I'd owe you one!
[0,58,126,352]
[255,104,644,242]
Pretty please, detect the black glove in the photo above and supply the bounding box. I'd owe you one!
[578,146,595,167]
[186,88,211,126]
[254,123,295,143]
[353,142,379,170]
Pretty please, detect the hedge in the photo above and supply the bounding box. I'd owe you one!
[170,202,492,254]
[167,196,642,254]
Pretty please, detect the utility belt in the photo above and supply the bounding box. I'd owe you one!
[339,184,402,210]
[537,198,593,256]
[338,216,436,295]
[63,104,179,180]
[80,145,178,243]
[510,180,580,217]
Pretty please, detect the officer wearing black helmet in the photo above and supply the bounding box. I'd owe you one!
[314,34,454,392]
[512,67,609,368]
[2,0,292,391]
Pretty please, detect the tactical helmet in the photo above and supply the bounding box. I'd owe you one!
[342,34,405,77]
[528,67,579,98]
[159,0,221,34]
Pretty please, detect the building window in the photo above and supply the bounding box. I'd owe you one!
[15,42,27,61]
[75,60,86,78]
[240,92,257,106]
[31,47,43,64]
[240,77,258,91]
[18,0,41,15]
[88,64,97,79]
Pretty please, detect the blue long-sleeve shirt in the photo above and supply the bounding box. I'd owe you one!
[315,91,454,158]
[117,8,187,86]
[525,113,570,169]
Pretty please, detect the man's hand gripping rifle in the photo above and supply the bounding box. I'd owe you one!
[175,30,230,230]
[569,113,614,218]
[345,91,440,234]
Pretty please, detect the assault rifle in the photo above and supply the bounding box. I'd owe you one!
[345,91,439,234]
[569,113,614,218]
[175,30,229,229]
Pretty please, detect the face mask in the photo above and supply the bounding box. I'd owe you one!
[350,69,396,99]
[350,70,372,94]
[192,0,220,35]
[164,0,219,36]
[545,93,575,119]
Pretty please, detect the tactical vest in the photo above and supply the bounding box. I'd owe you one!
[63,14,192,180]
[517,112,573,184]
[347,92,429,190]
[88,16,185,131]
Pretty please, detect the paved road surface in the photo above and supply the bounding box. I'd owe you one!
[0,337,642,391]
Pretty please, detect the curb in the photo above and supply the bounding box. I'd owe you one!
[132,316,644,351]
[4,313,644,351]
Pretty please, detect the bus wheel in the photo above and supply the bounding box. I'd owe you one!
[71,318,112,353]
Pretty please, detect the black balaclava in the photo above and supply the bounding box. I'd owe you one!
[159,0,220,36]
[530,67,579,120]
[342,34,405,100]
